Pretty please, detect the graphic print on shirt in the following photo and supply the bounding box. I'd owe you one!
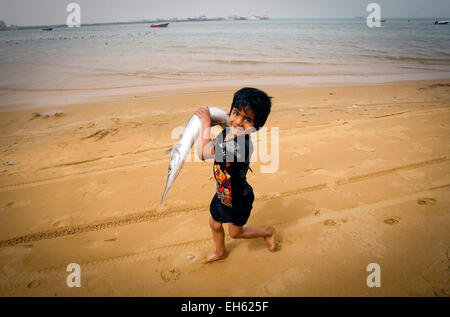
[214,162,232,207]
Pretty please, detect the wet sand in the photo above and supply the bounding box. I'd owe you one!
[0,80,449,296]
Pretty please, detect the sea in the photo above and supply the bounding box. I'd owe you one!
[0,18,449,109]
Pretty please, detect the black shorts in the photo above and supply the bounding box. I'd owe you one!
[209,191,254,226]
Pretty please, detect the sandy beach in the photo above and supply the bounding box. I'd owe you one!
[0,80,449,296]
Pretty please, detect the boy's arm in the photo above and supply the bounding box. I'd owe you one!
[199,137,215,160]
[195,107,215,161]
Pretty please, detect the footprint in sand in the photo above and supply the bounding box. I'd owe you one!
[29,111,64,120]
[78,122,96,129]
[384,217,400,225]
[128,122,142,128]
[160,269,181,283]
[273,239,283,252]
[27,280,40,289]
[417,198,436,205]
[1,202,14,210]
[323,219,336,226]
[52,220,66,228]
[83,128,119,141]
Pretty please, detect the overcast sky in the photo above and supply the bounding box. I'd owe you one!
[1,0,450,26]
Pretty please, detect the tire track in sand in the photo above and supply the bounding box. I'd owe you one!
[260,156,448,200]
[5,182,448,285]
[0,156,447,248]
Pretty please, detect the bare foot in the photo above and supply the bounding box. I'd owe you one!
[264,227,276,252]
[204,251,227,263]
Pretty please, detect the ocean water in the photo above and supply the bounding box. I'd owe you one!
[0,18,449,108]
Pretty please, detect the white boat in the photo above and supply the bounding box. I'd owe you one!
[246,15,269,20]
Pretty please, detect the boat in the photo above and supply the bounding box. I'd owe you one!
[151,23,169,28]
[42,27,53,31]
[434,20,449,24]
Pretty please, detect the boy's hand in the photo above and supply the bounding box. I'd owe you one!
[195,106,211,127]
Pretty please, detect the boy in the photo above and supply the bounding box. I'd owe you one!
[195,87,276,263]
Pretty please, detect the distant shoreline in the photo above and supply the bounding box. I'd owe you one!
[2,17,450,31]
[0,17,252,31]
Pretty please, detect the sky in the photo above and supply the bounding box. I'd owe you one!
[1,0,450,26]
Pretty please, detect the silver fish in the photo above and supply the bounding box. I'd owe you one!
[161,106,229,204]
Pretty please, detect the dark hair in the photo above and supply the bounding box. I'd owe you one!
[229,87,272,131]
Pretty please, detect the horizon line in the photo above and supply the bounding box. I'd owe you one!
[2,16,449,29]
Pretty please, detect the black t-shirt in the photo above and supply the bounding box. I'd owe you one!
[212,128,253,209]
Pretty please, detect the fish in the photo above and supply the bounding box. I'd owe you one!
[161,106,230,204]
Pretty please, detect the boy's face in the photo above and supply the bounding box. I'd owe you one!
[229,106,255,137]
